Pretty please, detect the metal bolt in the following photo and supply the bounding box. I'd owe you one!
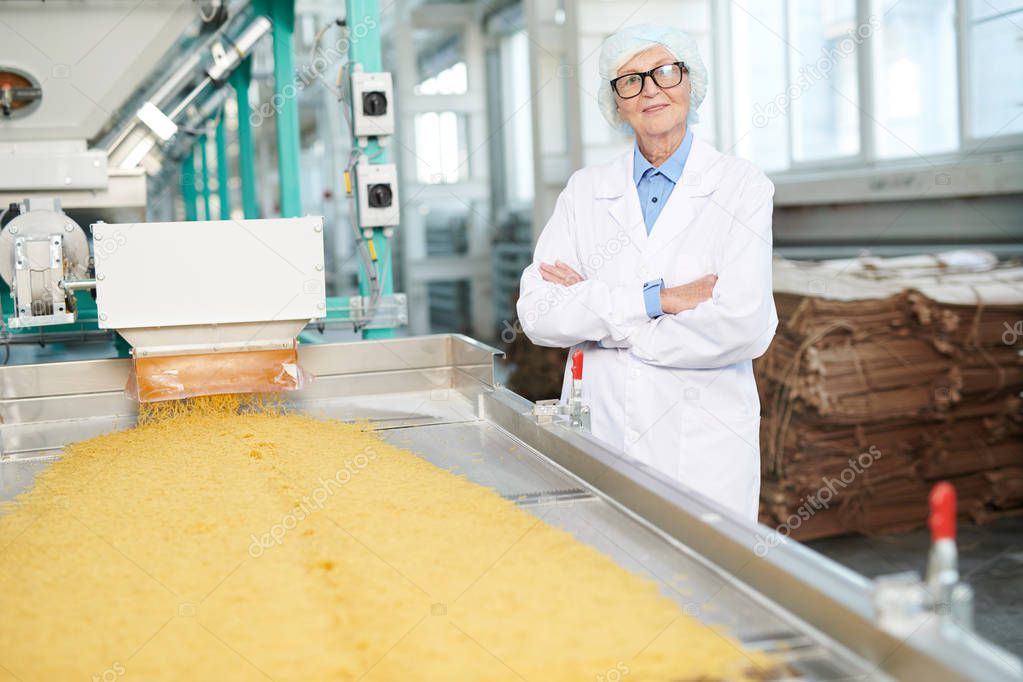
[10,226,18,234]
[94,233,103,241]
[97,274,105,280]
[317,302,325,309]
[99,313,107,321]
[64,222,74,232]
[315,264,323,271]
[313,224,322,233]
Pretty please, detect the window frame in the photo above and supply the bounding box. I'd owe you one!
[716,0,1023,202]
[956,0,1023,153]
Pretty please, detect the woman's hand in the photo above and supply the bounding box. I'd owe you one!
[660,274,718,315]
[539,260,585,286]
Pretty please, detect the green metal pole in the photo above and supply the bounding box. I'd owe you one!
[256,0,302,218]
[181,148,198,221]
[230,57,260,219]
[215,109,231,219]
[199,133,212,220]
[346,0,395,340]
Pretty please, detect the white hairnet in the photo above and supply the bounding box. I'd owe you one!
[597,24,708,132]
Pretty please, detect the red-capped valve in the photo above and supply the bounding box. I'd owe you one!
[929,481,956,542]
[925,482,974,631]
[529,349,590,432]
[568,350,590,431]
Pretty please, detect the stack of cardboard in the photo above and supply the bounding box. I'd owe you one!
[757,251,1023,539]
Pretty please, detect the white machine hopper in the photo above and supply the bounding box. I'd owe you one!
[92,217,327,401]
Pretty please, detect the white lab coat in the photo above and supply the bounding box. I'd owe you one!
[516,134,778,521]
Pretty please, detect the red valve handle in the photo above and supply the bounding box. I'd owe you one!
[571,350,583,381]
[929,481,956,541]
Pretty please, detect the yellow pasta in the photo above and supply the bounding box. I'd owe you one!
[0,398,773,681]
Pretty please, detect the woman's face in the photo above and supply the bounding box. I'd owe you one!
[614,46,690,141]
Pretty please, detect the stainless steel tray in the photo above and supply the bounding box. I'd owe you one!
[1,334,1018,681]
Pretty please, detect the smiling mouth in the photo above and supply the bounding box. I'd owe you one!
[643,103,669,113]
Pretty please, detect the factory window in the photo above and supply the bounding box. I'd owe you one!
[499,30,535,206]
[413,61,470,185]
[966,0,1023,139]
[727,0,1022,174]
[788,0,860,163]
[731,0,859,171]
[731,0,790,171]
[413,111,470,184]
[415,62,468,96]
[871,0,958,158]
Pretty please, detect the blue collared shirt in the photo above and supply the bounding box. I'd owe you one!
[637,128,694,318]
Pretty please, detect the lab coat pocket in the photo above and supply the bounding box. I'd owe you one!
[678,410,761,521]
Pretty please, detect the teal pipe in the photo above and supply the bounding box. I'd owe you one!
[215,109,231,219]
[198,134,212,220]
[256,0,302,218]
[346,0,395,339]
[230,57,260,218]
[181,149,198,221]
[113,333,132,359]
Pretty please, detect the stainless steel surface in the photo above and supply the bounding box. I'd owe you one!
[0,334,1018,681]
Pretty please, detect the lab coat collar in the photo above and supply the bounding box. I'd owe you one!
[602,133,724,248]
[632,127,693,186]
[597,132,723,200]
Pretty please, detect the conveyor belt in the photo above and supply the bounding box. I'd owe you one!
[371,403,881,680]
[0,334,1019,682]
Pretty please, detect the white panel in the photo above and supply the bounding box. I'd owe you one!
[93,218,326,330]
[0,1,197,142]
[0,141,108,190]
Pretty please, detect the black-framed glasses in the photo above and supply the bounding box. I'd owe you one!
[610,61,688,99]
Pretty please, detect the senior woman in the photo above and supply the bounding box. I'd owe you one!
[516,24,777,521]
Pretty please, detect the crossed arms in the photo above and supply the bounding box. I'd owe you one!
[515,175,778,369]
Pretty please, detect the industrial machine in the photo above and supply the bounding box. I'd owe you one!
[0,0,406,357]
[0,3,1020,681]
[0,0,405,394]
[0,336,1020,681]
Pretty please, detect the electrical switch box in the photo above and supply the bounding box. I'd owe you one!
[355,163,399,228]
[351,71,394,138]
